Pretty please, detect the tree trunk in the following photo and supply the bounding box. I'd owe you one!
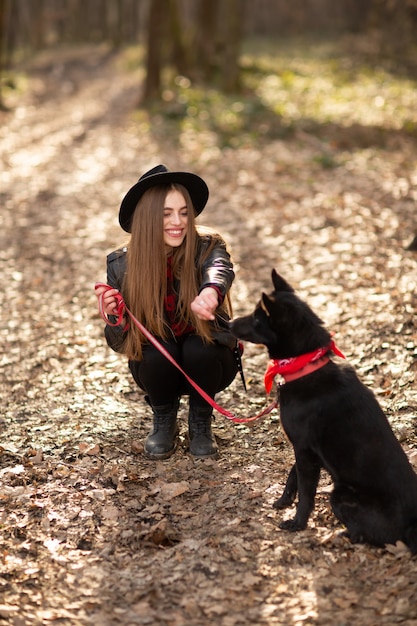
[32,0,45,49]
[168,0,189,76]
[220,0,243,93]
[195,0,220,82]
[0,0,5,109]
[143,0,167,102]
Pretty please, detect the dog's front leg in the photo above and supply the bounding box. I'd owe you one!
[274,463,298,509]
[279,453,321,531]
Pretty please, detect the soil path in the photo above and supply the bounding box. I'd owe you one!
[1,45,417,626]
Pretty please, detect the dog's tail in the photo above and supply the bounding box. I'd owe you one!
[403,519,417,555]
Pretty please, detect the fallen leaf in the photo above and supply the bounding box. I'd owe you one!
[157,481,190,500]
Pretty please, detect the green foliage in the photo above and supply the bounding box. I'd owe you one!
[120,45,146,72]
[312,152,339,169]
[131,35,417,154]
[0,71,28,110]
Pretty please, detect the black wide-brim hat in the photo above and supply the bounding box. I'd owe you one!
[119,164,209,232]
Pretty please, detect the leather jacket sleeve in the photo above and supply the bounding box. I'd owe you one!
[198,236,237,350]
[103,248,128,353]
[198,236,235,298]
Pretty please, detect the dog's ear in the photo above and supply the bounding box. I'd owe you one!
[271,269,295,293]
[260,293,273,316]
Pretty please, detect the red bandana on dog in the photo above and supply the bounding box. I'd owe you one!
[264,340,345,393]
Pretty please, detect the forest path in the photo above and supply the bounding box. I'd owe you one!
[1,44,417,626]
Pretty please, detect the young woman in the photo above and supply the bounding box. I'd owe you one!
[95,164,239,460]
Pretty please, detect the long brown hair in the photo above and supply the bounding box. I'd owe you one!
[122,184,232,360]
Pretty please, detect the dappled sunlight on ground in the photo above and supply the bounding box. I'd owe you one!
[1,39,417,625]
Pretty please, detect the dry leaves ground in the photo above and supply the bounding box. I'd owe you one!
[1,40,417,626]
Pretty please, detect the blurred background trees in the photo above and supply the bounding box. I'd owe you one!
[1,0,417,108]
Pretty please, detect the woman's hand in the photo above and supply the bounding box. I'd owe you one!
[94,285,128,328]
[191,287,218,321]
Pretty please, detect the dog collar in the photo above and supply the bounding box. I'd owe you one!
[264,340,345,392]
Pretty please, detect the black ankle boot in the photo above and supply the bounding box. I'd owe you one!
[144,399,179,460]
[188,406,218,459]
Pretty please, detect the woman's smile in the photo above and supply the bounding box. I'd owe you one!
[166,228,184,237]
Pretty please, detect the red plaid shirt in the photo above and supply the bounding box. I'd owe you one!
[165,256,194,336]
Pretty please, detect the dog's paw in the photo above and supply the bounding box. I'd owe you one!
[273,494,295,510]
[279,518,306,532]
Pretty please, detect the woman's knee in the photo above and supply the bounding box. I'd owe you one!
[183,336,237,389]
[129,341,181,388]
[182,335,217,367]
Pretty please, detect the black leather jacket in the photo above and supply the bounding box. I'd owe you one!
[103,234,236,354]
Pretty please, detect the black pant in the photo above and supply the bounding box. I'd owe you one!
[128,334,238,409]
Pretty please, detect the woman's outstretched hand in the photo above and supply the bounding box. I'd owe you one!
[191,287,218,321]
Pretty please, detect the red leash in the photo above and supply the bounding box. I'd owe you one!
[94,283,277,424]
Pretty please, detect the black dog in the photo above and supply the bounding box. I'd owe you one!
[229,269,417,553]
